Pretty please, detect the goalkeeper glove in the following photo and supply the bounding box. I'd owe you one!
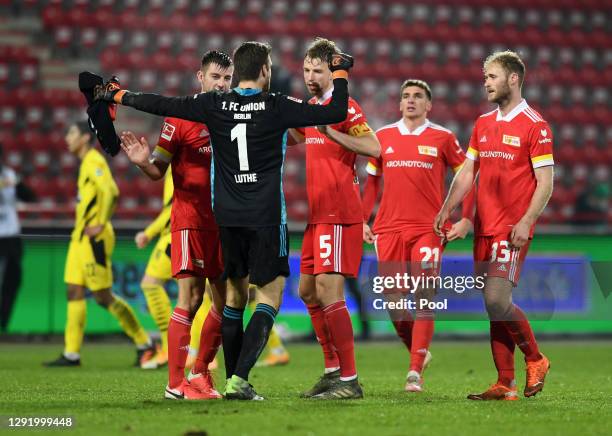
[94,77,126,104]
[328,52,354,79]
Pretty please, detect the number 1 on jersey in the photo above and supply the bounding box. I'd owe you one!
[231,123,249,171]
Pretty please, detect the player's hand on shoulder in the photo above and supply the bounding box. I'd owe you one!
[120,131,151,166]
[135,231,149,249]
[329,52,354,72]
[446,218,471,242]
[363,222,375,244]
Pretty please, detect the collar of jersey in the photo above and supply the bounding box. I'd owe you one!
[233,87,262,96]
[315,86,334,105]
[397,118,430,136]
[496,99,528,122]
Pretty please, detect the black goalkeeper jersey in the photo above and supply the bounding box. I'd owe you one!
[121,78,349,226]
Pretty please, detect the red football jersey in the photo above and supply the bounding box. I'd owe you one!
[303,90,373,224]
[466,100,554,237]
[367,119,466,234]
[152,117,217,231]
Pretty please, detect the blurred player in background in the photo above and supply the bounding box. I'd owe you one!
[120,50,233,400]
[290,38,380,400]
[0,143,36,332]
[362,79,473,392]
[435,51,553,400]
[44,121,154,367]
[134,167,172,369]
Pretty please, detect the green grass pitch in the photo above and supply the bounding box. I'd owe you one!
[1,341,611,435]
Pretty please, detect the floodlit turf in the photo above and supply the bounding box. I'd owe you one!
[1,342,611,435]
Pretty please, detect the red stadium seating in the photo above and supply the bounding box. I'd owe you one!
[3,0,610,224]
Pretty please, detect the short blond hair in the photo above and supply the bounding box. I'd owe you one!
[484,50,526,87]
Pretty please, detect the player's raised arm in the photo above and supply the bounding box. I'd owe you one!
[278,53,353,128]
[94,81,210,123]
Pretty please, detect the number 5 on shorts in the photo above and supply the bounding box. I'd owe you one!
[320,235,332,259]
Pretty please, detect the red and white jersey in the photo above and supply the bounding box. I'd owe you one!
[152,117,217,231]
[301,89,373,224]
[367,119,466,234]
[466,99,554,237]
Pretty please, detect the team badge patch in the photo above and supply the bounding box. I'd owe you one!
[502,134,521,147]
[160,122,176,141]
[418,145,438,157]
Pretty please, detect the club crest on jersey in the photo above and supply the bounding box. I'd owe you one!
[418,146,438,157]
[161,122,175,141]
[502,134,521,147]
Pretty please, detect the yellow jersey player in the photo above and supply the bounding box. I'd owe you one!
[135,167,173,369]
[44,121,154,367]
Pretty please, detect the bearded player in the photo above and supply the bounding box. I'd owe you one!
[435,51,553,400]
[120,50,233,399]
[290,38,380,400]
[362,79,473,392]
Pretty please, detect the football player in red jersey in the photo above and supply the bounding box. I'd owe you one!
[120,51,233,400]
[290,38,381,399]
[435,51,553,400]
[362,79,473,392]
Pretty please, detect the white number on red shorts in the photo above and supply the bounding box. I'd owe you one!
[420,247,440,270]
[319,235,332,259]
[491,240,511,263]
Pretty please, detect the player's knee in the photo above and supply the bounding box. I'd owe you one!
[140,275,158,289]
[484,297,511,321]
[298,284,317,305]
[66,285,85,301]
[93,289,114,308]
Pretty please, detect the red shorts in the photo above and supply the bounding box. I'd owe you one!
[171,229,224,279]
[375,230,446,278]
[300,223,362,277]
[473,233,531,286]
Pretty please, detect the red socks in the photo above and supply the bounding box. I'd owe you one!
[490,321,515,387]
[306,304,339,370]
[409,310,434,373]
[323,301,357,380]
[504,304,542,362]
[193,307,222,375]
[168,307,192,389]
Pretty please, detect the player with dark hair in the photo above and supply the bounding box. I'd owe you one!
[44,121,154,367]
[291,37,380,400]
[104,41,354,400]
[435,50,553,400]
[121,50,233,399]
[362,79,472,392]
